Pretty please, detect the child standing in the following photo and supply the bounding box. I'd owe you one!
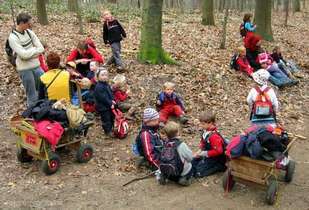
[158,121,193,186]
[243,13,256,33]
[94,68,115,135]
[135,108,163,170]
[192,112,226,178]
[103,10,126,71]
[248,69,278,126]
[157,82,188,124]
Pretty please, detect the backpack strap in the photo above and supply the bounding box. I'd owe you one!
[25,29,34,46]
[46,70,63,90]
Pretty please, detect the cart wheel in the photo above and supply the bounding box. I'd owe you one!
[265,178,278,205]
[17,147,33,163]
[41,152,60,175]
[285,160,296,183]
[76,144,94,163]
[222,170,235,192]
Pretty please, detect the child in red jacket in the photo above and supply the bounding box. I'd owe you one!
[156,82,188,124]
[112,74,135,116]
[236,46,254,77]
[192,112,226,178]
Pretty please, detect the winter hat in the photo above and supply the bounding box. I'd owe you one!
[252,69,270,86]
[143,108,159,122]
[113,74,126,85]
[96,67,108,78]
[258,52,269,64]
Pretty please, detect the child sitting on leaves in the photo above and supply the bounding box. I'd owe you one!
[236,46,254,77]
[192,112,226,178]
[112,74,135,116]
[157,82,188,125]
[94,68,115,136]
[158,121,193,186]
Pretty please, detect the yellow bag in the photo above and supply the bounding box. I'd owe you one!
[66,105,87,128]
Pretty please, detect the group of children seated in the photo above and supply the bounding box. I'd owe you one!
[233,13,300,89]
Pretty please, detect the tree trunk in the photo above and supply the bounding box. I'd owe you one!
[202,0,215,25]
[75,0,84,34]
[219,0,225,12]
[138,0,175,64]
[254,0,273,41]
[37,0,48,25]
[293,0,301,12]
[285,0,289,26]
[220,0,229,49]
[107,0,117,3]
[68,0,78,12]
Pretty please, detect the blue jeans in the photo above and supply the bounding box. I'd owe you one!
[18,67,44,107]
[268,65,293,87]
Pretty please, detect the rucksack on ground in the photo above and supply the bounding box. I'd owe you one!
[230,53,239,70]
[253,87,273,116]
[159,140,183,177]
[112,108,129,139]
[239,23,247,37]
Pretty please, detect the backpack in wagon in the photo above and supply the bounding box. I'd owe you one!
[159,139,183,177]
[112,108,129,139]
[240,23,247,37]
[252,87,273,117]
[230,53,239,70]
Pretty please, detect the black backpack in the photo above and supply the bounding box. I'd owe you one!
[159,139,183,177]
[5,29,32,67]
[230,53,239,70]
[239,23,247,37]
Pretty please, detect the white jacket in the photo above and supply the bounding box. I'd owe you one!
[8,29,44,71]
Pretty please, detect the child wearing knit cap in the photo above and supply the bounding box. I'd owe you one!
[94,68,115,135]
[134,108,163,170]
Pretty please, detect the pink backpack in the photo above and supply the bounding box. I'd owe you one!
[112,109,129,139]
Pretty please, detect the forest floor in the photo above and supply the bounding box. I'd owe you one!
[0,10,309,210]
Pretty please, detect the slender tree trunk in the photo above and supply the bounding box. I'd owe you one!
[138,0,175,64]
[75,0,84,34]
[37,0,48,25]
[202,0,215,25]
[254,0,274,41]
[107,0,117,3]
[293,0,301,12]
[220,0,229,49]
[68,0,78,12]
[285,0,289,26]
[9,1,16,27]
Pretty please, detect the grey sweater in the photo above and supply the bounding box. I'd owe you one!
[8,29,44,71]
[177,142,193,177]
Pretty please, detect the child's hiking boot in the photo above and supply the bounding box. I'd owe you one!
[179,115,189,124]
[178,176,192,186]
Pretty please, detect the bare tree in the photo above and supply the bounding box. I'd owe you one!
[220,0,229,49]
[202,0,215,25]
[37,0,48,25]
[285,0,289,26]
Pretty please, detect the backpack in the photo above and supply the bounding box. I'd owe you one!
[159,139,183,177]
[240,23,247,37]
[5,29,32,67]
[230,53,239,70]
[252,87,273,117]
[112,108,129,139]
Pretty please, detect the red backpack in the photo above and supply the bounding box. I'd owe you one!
[252,87,274,117]
[112,109,129,139]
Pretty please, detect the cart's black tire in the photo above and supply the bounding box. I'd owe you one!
[17,147,33,163]
[41,152,60,175]
[222,170,235,192]
[76,144,94,163]
[285,160,296,183]
[265,178,278,205]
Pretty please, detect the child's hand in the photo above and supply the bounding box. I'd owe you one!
[111,104,115,109]
[157,100,161,105]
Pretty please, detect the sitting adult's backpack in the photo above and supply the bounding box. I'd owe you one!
[159,139,183,177]
[239,23,247,37]
[252,87,273,117]
[5,34,17,67]
[112,108,129,139]
[230,53,239,70]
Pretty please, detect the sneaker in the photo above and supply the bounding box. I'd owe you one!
[178,176,192,186]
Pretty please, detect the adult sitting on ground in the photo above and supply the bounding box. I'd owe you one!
[8,12,45,107]
[39,52,71,102]
[244,33,262,70]
[66,40,104,77]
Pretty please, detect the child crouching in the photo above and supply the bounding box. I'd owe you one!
[158,121,193,186]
